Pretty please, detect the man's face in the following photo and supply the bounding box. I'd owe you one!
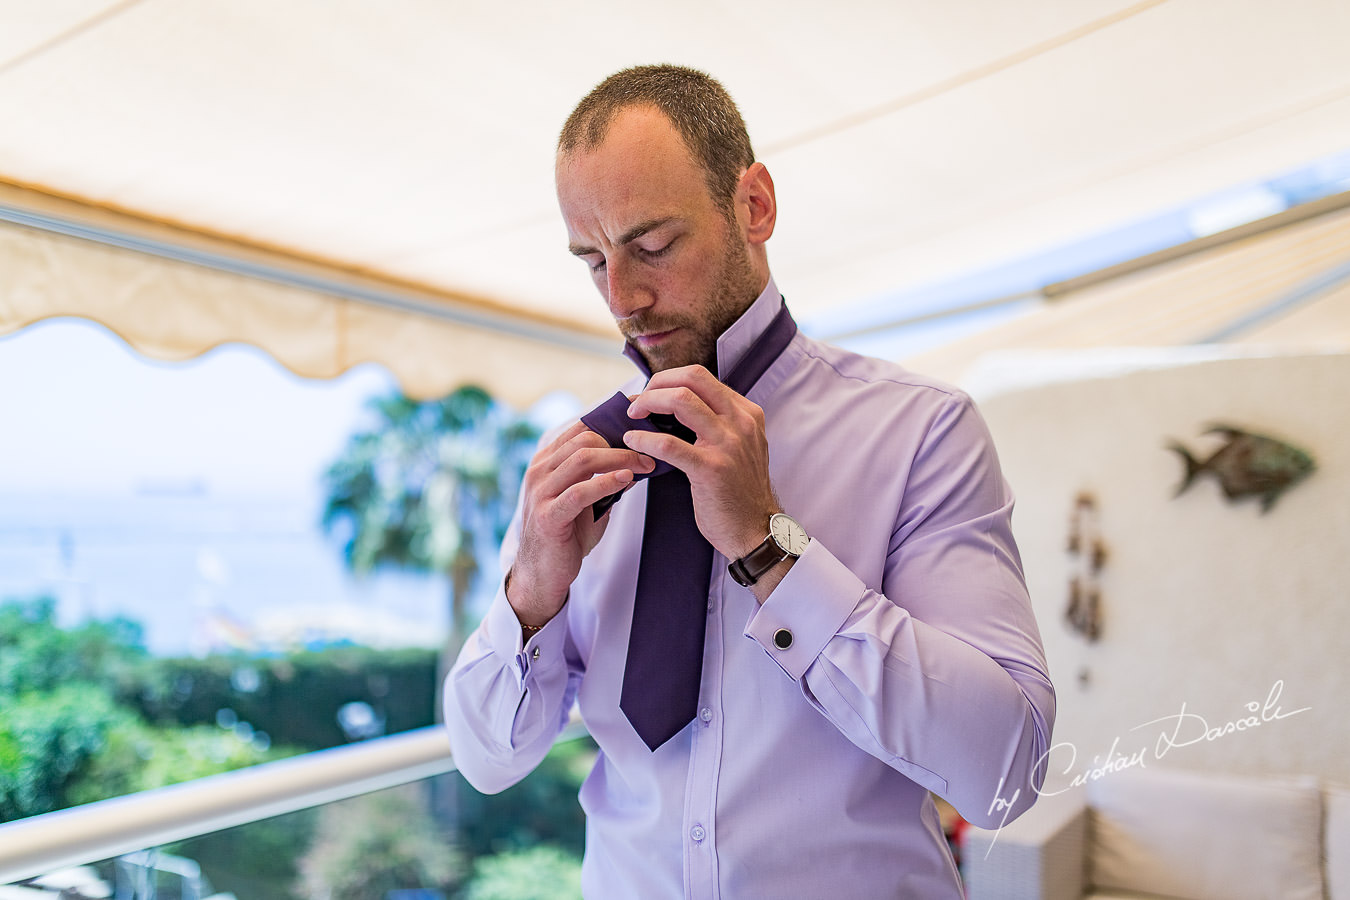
[556,106,763,373]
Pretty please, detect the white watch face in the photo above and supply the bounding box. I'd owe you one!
[769,513,808,556]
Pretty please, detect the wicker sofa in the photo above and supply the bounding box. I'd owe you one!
[962,766,1347,900]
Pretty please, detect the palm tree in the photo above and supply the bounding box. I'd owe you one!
[320,385,539,659]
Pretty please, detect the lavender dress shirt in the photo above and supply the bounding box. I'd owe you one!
[445,279,1056,898]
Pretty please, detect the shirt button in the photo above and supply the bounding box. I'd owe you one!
[690,824,706,843]
[773,628,794,650]
[531,646,541,660]
[699,707,713,724]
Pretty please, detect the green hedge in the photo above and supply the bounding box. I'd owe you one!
[130,646,440,751]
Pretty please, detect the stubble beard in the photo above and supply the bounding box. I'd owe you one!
[624,218,762,376]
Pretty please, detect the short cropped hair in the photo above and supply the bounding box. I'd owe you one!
[558,64,755,211]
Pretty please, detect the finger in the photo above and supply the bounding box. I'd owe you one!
[627,384,719,436]
[531,421,601,474]
[550,467,635,524]
[623,428,699,472]
[539,443,654,502]
[640,366,741,416]
[540,423,641,478]
[523,426,605,494]
[546,419,594,449]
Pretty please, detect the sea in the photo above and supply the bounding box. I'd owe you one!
[0,487,480,657]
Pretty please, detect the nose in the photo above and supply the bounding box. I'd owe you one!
[604,257,653,321]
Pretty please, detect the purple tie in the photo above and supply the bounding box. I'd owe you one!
[582,304,798,750]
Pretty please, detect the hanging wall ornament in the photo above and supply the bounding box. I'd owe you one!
[1065,492,1106,642]
[1166,424,1315,513]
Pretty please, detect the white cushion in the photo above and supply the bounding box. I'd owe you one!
[1087,767,1322,900]
[1328,783,1350,900]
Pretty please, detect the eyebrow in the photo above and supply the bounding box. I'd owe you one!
[568,216,678,257]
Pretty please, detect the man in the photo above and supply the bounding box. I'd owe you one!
[446,65,1055,898]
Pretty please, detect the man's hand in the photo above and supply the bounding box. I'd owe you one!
[623,366,779,563]
[509,420,655,628]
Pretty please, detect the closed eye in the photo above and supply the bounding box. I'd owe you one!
[637,238,676,261]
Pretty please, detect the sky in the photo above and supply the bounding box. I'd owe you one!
[0,317,396,501]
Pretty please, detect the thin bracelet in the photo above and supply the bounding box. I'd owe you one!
[505,569,548,636]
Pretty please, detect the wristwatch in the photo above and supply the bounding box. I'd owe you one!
[728,513,809,587]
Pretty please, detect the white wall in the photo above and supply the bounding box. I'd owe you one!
[975,350,1349,787]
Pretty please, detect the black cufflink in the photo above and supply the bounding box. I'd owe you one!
[773,629,793,650]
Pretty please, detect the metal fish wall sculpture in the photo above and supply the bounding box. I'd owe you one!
[1167,425,1316,513]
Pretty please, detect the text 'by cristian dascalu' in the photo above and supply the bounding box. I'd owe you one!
[982,679,1310,856]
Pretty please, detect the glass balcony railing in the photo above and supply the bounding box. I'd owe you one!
[1,723,592,900]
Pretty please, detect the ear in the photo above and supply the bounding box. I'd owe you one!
[738,162,776,246]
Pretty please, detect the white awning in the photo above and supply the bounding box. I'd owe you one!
[0,184,630,407]
[1,0,1348,402]
[907,195,1350,385]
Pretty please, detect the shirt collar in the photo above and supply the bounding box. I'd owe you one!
[620,275,784,381]
[715,275,783,381]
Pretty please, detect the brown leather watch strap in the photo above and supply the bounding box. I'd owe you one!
[728,535,787,587]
